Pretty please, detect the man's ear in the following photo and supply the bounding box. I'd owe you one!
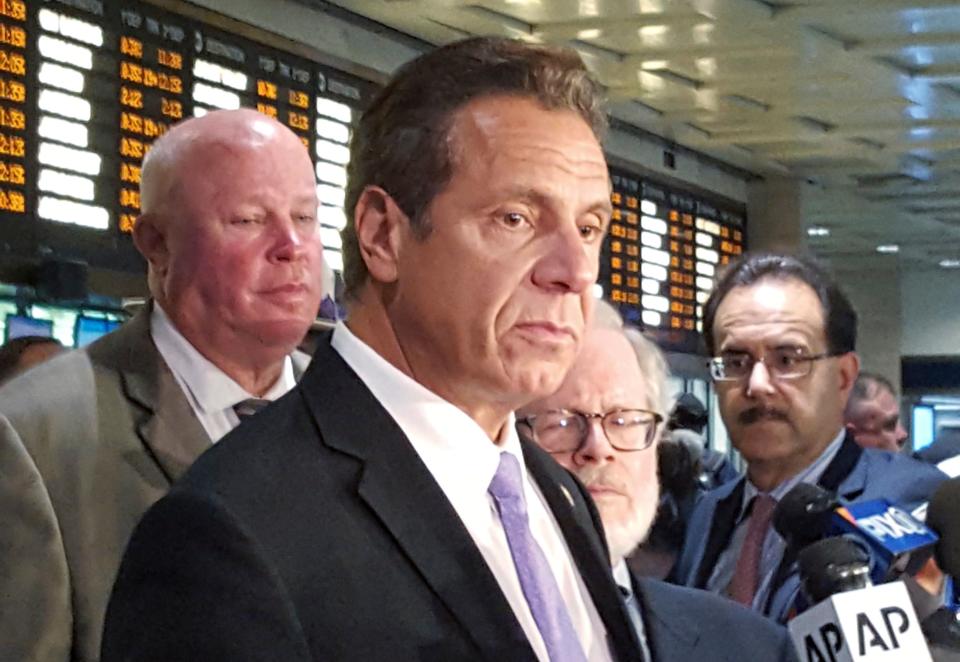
[353,186,408,285]
[837,351,861,398]
[131,213,169,276]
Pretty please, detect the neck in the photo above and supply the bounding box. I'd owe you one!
[346,294,512,442]
[747,428,841,492]
[208,353,285,397]
[157,302,291,397]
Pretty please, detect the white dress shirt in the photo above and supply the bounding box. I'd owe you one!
[331,322,613,662]
[150,304,295,443]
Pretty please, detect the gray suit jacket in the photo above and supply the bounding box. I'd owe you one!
[0,307,309,662]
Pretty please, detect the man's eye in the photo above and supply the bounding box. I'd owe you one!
[501,212,528,228]
[579,224,602,241]
[725,355,750,368]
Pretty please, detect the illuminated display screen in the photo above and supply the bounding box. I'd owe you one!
[5,312,52,339]
[603,168,746,353]
[0,0,375,275]
[74,313,119,345]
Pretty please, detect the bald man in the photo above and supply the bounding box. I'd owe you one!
[0,109,324,662]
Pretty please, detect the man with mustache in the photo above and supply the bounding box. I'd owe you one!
[518,304,797,661]
[671,252,947,623]
[0,109,323,662]
[102,37,644,661]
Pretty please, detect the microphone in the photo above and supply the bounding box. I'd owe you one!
[922,478,960,660]
[829,499,939,583]
[926,477,960,577]
[789,537,933,661]
[774,483,939,585]
[773,482,840,552]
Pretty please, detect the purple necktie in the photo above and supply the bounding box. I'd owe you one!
[488,452,588,662]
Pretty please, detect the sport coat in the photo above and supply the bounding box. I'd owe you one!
[671,433,948,623]
[0,306,309,662]
[630,574,797,661]
[101,331,644,662]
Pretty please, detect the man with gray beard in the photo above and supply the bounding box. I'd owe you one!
[518,303,796,661]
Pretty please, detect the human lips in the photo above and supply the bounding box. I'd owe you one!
[513,320,576,343]
[260,282,310,300]
[585,483,626,500]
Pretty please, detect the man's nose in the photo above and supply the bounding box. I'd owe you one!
[572,418,616,467]
[745,359,775,397]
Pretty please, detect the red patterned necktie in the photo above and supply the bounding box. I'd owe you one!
[728,494,777,606]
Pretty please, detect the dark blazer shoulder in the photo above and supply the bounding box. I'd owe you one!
[634,577,796,661]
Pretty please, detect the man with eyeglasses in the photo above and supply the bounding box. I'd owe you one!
[671,252,947,624]
[518,305,796,661]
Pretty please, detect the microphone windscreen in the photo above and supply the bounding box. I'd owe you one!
[798,536,871,603]
[927,478,960,576]
[773,482,839,548]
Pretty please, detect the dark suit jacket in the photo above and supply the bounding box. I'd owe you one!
[0,306,309,662]
[102,332,643,662]
[671,433,948,623]
[631,574,797,661]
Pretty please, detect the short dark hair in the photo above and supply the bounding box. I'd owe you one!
[0,335,62,384]
[701,252,857,356]
[341,36,607,299]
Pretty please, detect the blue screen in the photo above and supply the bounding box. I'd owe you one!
[912,405,935,451]
[75,317,120,347]
[5,315,53,341]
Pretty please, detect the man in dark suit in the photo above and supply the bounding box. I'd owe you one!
[0,109,322,661]
[102,37,642,662]
[518,302,797,661]
[670,252,947,623]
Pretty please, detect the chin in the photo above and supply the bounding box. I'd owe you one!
[248,318,314,350]
[603,504,655,563]
[513,368,567,402]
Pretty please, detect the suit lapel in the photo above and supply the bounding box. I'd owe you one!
[300,334,535,662]
[693,479,745,588]
[821,433,866,500]
[523,440,644,662]
[92,305,210,483]
[633,578,699,662]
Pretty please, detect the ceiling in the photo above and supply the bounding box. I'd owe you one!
[323,0,960,272]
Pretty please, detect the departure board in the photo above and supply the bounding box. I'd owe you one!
[0,0,376,276]
[603,168,746,353]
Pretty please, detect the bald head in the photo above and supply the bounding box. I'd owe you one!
[133,109,323,394]
[141,109,303,219]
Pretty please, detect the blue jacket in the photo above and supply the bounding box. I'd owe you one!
[671,433,948,624]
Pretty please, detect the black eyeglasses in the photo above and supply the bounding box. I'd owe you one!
[517,408,663,454]
[708,347,841,382]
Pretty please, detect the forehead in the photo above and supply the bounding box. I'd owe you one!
[864,387,899,414]
[713,277,826,348]
[446,95,610,195]
[537,329,650,411]
[178,134,315,209]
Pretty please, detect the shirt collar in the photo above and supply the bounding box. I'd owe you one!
[741,427,847,512]
[151,303,294,413]
[612,559,633,596]
[330,321,526,499]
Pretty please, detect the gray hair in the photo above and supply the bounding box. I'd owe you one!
[591,300,671,418]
